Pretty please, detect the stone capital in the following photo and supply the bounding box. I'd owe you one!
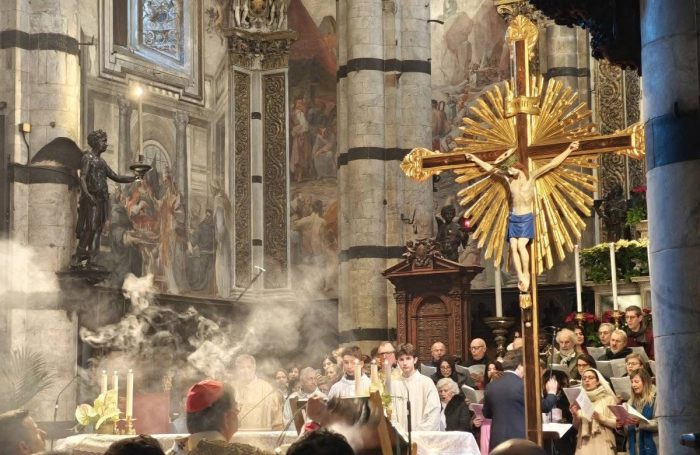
[226,29,296,70]
[174,111,190,129]
[117,96,133,116]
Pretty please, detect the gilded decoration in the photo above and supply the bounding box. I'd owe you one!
[234,71,252,287]
[400,15,645,277]
[226,30,296,70]
[262,73,288,289]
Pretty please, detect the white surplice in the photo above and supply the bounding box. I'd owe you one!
[392,370,442,432]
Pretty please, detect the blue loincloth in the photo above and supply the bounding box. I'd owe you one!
[507,212,534,240]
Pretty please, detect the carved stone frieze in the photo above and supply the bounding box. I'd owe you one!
[233,71,252,287]
[227,29,296,70]
[262,73,288,289]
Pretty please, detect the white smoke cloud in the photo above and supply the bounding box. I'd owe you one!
[0,240,59,295]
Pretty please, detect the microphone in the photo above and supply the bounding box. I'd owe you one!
[51,374,80,449]
[237,387,280,424]
[233,266,266,303]
[542,326,560,331]
[274,398,308,450]
[401,379,412,452]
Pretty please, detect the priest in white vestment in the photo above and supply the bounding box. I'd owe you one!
[232,354,283,430]
[391,343,441,432]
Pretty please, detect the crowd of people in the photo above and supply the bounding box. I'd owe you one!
[0,306,656,455]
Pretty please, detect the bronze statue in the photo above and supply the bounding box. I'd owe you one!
[73,130,136,268]
[435,205,467,262]
[594,183,627,242]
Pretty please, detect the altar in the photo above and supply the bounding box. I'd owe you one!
[55,431,480,455]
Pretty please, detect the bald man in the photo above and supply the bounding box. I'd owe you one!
[460,338,490,389]
[427,341,447,367]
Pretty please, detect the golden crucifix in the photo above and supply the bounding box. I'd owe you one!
[401,15,644,444]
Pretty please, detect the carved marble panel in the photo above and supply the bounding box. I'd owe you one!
[625,69,646,190]
[262,73,288,289]
[234,71,251,287]
[595,60,627,241]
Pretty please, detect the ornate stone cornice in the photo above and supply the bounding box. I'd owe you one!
[225,28,296,70]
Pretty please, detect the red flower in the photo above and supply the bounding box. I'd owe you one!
[631,185,647,194]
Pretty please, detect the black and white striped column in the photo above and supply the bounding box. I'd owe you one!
[641,0,700,453]
[337,0,433,351]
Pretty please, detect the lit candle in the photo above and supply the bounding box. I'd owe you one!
[100,370,108,395]
[112,371,119,406]
[574,245,582,312]
[354,359,362,397]
[609,242,618,310]
[383,360,392,394]
[126,369,134,418]
[495,266,503,317]
[370,361,378,383]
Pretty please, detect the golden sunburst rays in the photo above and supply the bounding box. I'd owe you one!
[455,174,510,267]
[532,156,599,275]
[530,77,597,144]
[454,82,516,153]
[449,77,605,273]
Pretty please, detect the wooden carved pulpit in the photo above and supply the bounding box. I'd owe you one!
[382,239,483,361]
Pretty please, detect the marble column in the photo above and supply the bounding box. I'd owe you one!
[174,111,189,228]
[337,0,432,352]
[641,0,700,453]
[117,97,133,174]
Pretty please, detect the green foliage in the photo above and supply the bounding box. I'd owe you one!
[0,349,55,413]
[580,239,649,283]
[75,389,120,430]
[625,205,646,227]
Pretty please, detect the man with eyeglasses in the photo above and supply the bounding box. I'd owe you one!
[460,338,490,389]
[597,322,614,348]
[376,341,402,383]
[623,305,654,360]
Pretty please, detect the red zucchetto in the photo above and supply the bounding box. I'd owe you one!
[186,379,225,413]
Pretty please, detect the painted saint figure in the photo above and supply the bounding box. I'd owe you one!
[465,140,579,292]
[73,130,136,267]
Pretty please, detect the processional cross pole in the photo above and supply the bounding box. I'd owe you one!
[400,15,645,444]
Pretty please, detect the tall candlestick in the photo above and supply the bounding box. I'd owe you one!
[112,371,119,406]
[609,242,618,310]
[126,369,134,418]
[100,370,108,395]
[574,245,583,312]
[354,359,362,397]
[495,266,503,317]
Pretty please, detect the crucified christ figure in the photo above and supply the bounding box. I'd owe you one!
[465,140,580,292]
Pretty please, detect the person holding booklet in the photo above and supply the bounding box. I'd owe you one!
[619,370,658,455]
[569,368,617,454]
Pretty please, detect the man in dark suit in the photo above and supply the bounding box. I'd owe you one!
[482,349,558,451]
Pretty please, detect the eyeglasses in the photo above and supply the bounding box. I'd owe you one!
[576,363,589,368]
[470,346,486,350]
[378,351,395,356]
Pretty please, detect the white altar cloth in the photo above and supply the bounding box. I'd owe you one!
[55,430,479,455]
